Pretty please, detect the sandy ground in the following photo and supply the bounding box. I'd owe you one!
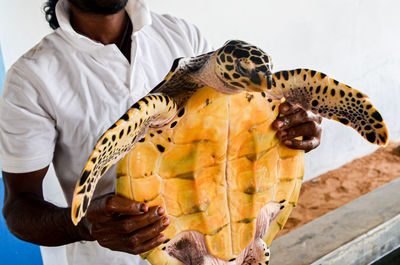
[277,142,400,237]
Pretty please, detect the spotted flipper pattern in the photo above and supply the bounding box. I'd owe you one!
[270,69,388,146]
[71,94,177,225]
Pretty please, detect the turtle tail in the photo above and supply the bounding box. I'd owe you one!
[269,69,388,146]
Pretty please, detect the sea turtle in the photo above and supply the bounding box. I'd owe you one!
[71,40,388,265]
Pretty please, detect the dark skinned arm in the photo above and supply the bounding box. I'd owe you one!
[2,166,169,254]
[1,166,90,246]
[272,102,322,152]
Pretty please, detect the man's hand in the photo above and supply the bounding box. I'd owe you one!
[272,102,322,152]
[86,195,169,255]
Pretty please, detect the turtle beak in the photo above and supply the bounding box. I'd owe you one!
[249,69,262,87]
[248,69,273,92]
[237,59,273,92]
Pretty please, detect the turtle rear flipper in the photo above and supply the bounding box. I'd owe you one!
[270,69,388,146]
[71,94,177,225]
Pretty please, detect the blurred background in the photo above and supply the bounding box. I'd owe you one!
[0,0,399,264]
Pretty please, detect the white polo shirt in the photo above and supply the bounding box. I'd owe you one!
[0,0,212,264]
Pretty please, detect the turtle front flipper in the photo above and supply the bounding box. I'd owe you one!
[269,69,388,146]
[71,93,177,225]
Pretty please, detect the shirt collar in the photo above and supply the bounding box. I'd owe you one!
[55,0,152,51]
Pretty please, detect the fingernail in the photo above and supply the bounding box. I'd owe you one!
[162,217,170,226]
[281,130,287,137]
[159,234,167,242]
[285,140,292,145]
[276,121,283,128]
[157,207,165,216]
[140,203,148,213]
[282,105,289,112]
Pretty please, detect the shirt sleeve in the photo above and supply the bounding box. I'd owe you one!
[162,14,214,56]
[179,19,214,55]
[0,66,57,173]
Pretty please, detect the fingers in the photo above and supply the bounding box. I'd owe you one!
[91,206,166,235]
[97,230,166,255]
[283,137,321,153]
[89,202,170,255]
[94,214,169,255]
[273,102,323,153]
[85,194,170,255]
[276,121,321,142]
[279,101,301,115]
[110,207,166,234]
[272,108,320,131]
[104,195,148,216]
[129,234,167,255]
[276,122,322,152]
[87,195,148,223]
[129,216,170,247]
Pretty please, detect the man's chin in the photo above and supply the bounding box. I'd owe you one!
[69,0,129,15]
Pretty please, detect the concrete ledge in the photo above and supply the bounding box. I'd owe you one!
[312,214,400,265]
[270,178,400,265]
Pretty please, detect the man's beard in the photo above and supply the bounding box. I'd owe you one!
[68,0,129,14]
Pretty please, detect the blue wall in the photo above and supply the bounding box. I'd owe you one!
[0,45,43,265]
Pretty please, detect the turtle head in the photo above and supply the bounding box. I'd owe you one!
[214,40,273,93]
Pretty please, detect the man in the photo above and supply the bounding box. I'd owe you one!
[0,0,322,264]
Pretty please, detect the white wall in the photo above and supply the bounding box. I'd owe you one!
[0,1,51,69]
[1,0,399,183]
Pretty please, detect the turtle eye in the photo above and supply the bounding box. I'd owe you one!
[236,60,248,76]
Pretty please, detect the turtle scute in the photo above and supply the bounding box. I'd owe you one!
[116,87,304,263]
